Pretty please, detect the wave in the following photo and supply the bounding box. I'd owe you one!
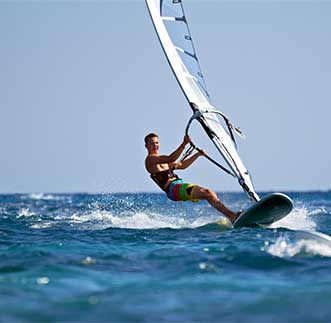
[17,208,35,218]
[266,230,331,258]
[61,210,229,230]
[27,193,70,201]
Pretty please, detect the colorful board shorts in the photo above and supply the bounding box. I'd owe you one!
[166,179,199,202]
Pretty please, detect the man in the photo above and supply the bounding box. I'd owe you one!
[144,133,241,223]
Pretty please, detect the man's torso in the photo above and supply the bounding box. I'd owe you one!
[145,154,169,174]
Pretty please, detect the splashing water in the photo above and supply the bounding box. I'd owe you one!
[62,210,230,230]
[266,236,331,257]
[269,206,317,231]
[17,208,35,218]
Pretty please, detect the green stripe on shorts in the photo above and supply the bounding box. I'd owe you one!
[179,183,189,201]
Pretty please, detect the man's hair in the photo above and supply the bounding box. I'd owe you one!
[144,133,159,145]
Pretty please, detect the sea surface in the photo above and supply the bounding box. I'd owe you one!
[0,191,331,322]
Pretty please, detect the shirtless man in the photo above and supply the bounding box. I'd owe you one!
[144,133,241,223]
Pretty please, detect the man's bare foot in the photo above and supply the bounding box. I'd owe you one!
[231,210,244,224]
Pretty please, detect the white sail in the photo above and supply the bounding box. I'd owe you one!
[146,0,259,201]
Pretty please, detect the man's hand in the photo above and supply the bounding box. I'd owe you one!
[182,135,191,147]
[198,149,206,156]
[171,162,182,169]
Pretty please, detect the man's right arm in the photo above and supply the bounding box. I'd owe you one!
[165,135,191,163]
[146,136,191,168]
[146,149,184,166]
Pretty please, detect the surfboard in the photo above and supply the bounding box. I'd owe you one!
[233,193,293,228]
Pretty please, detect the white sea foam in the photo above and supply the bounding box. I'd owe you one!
[106,212,184,229]
[29,193,49,200]
[17,208,35,218]
[266,232,331,258]
[64,210,226,230]
[310,207,328,216]
[30,222,53,229]
[268,206,316,231]
[260,203,331,258]
[28,193,67,201]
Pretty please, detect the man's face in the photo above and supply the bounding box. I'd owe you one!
[146,136,160,153]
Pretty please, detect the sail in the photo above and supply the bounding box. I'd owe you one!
[145,0,259,201]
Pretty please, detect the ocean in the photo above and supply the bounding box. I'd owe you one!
[0,191,330,322]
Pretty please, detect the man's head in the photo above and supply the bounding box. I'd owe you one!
[144,133,159,154]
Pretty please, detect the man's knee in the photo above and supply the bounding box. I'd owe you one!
[199,187,217,199]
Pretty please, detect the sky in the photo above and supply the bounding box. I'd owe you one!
[1,0,330,194]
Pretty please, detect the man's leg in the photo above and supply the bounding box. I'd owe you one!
[192,186,240,223]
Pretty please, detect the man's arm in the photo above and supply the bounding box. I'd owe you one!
[175,150,205,170]
[152,135,191,164]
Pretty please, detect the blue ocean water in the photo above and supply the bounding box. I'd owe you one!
[0,191,331,322]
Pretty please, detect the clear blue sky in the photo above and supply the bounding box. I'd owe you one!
[1,1,330,193]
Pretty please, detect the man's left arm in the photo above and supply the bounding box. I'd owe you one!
[175,150,205,170]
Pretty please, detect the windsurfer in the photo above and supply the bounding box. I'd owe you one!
[144,133,242,223]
